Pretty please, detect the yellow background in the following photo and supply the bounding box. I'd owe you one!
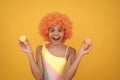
[0,0,120,80]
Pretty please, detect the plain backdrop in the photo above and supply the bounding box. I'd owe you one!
[0,0,120,80]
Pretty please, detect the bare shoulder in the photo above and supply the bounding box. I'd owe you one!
[66,46,76,64]
[68,46,76,55]
[36,45,42,51]
[67,46,76,59]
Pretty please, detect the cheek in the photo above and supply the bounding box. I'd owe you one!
[48,32,52,36]
[60,32,64,37]
[48,33,52,38]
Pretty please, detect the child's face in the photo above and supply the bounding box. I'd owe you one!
[48,26,64,45]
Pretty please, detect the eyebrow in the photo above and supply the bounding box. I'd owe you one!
[49,27,62,30]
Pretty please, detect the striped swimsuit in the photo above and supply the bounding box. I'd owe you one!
[42,44,69,80]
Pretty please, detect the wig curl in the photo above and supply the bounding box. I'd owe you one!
[39,12,73,42]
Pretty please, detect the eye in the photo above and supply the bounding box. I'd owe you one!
[58,29,63,32]
[50,29,54,32]
[52,29,54,32]
[49,28,54,32]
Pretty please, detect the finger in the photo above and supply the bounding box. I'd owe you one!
[78,41,84,51]
[18,40,26,49]
[86,43,92,53]
[18,41,28,53]
[25,38,31,45]
[81,41,85,47]
[88,43,92,50]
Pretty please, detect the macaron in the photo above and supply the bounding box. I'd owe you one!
[85,38,91,45]
[83,38,91,48]
[19,36,27,42]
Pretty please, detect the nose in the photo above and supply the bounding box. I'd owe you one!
[54,30,59,35]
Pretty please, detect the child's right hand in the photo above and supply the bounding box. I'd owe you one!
[18,38,33,56]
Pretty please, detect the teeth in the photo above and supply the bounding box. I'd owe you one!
[52,37,60,40]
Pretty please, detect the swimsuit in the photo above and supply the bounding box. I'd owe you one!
[42,44,69,80]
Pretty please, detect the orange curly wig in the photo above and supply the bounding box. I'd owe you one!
[39,12,73,42]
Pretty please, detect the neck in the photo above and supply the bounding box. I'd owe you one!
[49,42,64,47]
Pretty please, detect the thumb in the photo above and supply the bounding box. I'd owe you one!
[26,38,31,45]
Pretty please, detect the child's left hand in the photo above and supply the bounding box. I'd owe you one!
[78,39,92,56]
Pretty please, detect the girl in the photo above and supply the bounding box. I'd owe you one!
[18,12,92,80]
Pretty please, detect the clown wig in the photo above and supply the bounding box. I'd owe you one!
[39,12,73,42]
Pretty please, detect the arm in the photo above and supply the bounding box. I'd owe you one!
[63,41,92,80]
[63,47,76,80]
[18,39,43,80]
[28,46,43,80]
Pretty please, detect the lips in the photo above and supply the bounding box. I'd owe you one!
[52,37,61,41]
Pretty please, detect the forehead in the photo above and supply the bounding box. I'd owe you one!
[49,26,62,29]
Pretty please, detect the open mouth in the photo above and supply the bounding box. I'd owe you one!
[52,37,61,41]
